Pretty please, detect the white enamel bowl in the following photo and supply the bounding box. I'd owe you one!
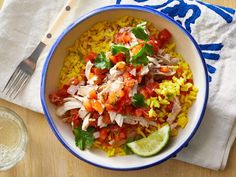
[41,5,209,170]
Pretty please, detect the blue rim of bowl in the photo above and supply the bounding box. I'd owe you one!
[41,4,209,171]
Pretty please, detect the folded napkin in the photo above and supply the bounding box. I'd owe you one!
[0,0,235,170]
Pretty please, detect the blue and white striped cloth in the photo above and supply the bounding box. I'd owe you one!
[0,0,235,170]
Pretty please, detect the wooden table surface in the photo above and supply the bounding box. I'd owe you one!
[0,0,236,177]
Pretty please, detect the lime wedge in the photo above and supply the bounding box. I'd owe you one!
[127,124,170,157]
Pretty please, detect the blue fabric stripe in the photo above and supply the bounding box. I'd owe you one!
[134,0,149,2]
[216,4,235,14]
[145,0,173,9]
[202,52,220,60]
[199,43,223,51]
[197,1,234,23]
[116,0,122,4]
[207,64,216,74]
[208,75,212,82]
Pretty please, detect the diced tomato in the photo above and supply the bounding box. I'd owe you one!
[165,102,174,112]
[149,35,156,40]
[115,32,132,44]
[119,131,126,139]
[91,112,100,119]
[89,119,97,127]
[135,65,142,72]
[102,111,111,124]
[146,82,159,95]
[186,79,193,84]
[125,106,134,116]
[160,67,170,73]
[112,126,127,142]
[107,92,116,105]
[123,71,133,80]
[49,93,64,105]
[91,100,104,114]
[83,99,94,112]
[176,68,183,77]
[70,109,78,115]
[72,114,82,128]
[180,91,188,96]
[157,29,172,48]
[99,128,108,140]
[89,90,97,99]
[105,103,115,111]
[109,53,126,64]
[84,52,97,63]
[49,85,70,105]
[147,40,159,54]
[57,85,70,98]
[124,33,131,43]
[135,108,143,117]
[139,88,149,99]
[118,89,125,99]
[91,67,108,75]
[137,74,143,83]
[94,74,107,85]
[131,44,143,55]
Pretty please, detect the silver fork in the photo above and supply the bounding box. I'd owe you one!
[2,42,46,98]
[2,0,76,99]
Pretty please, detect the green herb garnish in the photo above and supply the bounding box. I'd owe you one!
[94,53,112,69]
[131,22,148,41]
[73,126,95,150]
[111,44,130,63]
[132,93,148,108]
[131,43,154,66]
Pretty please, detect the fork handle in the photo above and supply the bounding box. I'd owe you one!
[41,0,77,46]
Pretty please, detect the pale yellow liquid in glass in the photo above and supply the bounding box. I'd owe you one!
[0,108,27,170]
[0,117,21,164]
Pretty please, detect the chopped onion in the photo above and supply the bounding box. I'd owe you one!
[85,61,93,80]
[108,111,117,122]
[129,68,136,76]
[97,116,107,128]
[140,65,149,75]
[93,131,100,139]
[67,85,78,95]
[82,113,90,131]
[56,101,82,116]
[115,114,124,127]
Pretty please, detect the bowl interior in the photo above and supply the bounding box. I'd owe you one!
[42,6,208,170]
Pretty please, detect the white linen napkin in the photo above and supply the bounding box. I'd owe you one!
[0,0,235,170]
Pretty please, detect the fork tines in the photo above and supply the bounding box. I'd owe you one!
[2,64,30,99]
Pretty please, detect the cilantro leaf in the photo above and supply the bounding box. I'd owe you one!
[132,55,149,66]
[111,44,130,63]
[94,53,112,69]
[132,93,148,107]
[131,43,154,66]
[131,22,148,41]
[73,126,95,150]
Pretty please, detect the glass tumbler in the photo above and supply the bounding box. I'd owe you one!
[0,106,28,171]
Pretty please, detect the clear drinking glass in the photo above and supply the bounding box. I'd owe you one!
[0,106,28,171]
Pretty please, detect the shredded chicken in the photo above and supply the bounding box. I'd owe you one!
[167,97,181,124]
[123,116,157,128]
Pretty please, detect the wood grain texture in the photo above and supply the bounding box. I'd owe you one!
[0,0,236,177]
